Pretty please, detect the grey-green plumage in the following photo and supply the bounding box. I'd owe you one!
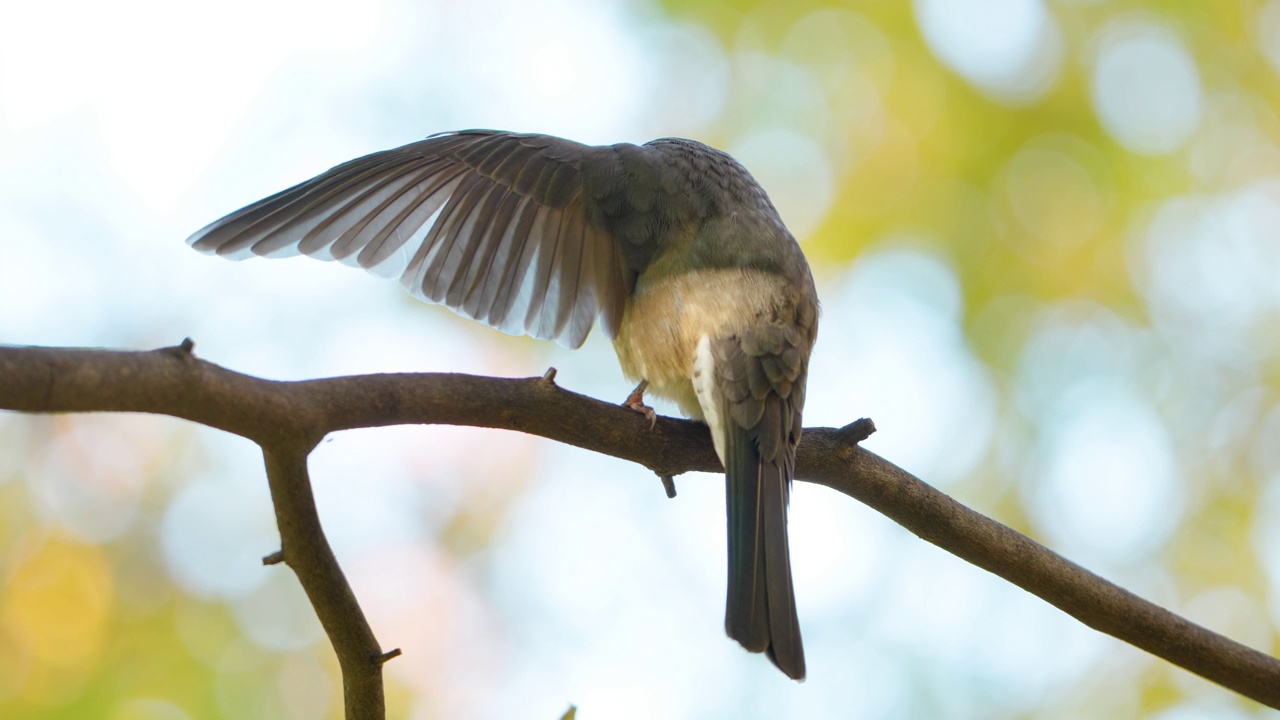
[188,129,819,679]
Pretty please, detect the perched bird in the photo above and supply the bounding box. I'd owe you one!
[188,130,819,679]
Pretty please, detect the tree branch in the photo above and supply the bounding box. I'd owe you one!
[262,444,390,720]
[2,343,1278,711]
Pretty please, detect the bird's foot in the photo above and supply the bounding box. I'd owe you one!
[622,380,656,428]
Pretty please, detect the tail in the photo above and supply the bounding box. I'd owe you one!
[724,432,805,680]
[692,332,806,679]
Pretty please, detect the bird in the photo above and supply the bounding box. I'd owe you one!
[187,129,819,680]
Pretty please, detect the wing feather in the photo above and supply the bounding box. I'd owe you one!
[523,206,564,338]
[418,173,493,301]
[484,197,545,334]
[547,201,586,341]
[326,163,461,265]
[187,130,636,347]
[192,155,413,259]
[442,183,509,308]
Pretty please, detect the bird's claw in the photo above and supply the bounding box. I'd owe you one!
[623,397,657,429]
[623,380,657,429]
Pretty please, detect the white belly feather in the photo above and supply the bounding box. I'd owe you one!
[691,335,727,464]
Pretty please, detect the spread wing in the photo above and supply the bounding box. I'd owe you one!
[187,130,632,348]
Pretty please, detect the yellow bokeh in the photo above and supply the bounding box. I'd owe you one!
[2,537,113,706]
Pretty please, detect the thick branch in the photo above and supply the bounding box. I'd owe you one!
[3,343,1279,709]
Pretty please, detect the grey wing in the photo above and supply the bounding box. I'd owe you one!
[187,130,630,348]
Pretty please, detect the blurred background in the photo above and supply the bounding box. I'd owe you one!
[1,0,1278,717]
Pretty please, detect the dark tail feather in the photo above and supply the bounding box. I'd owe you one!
[725,434,805,680]
[761,454,804,679]
[725,444,768,653]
